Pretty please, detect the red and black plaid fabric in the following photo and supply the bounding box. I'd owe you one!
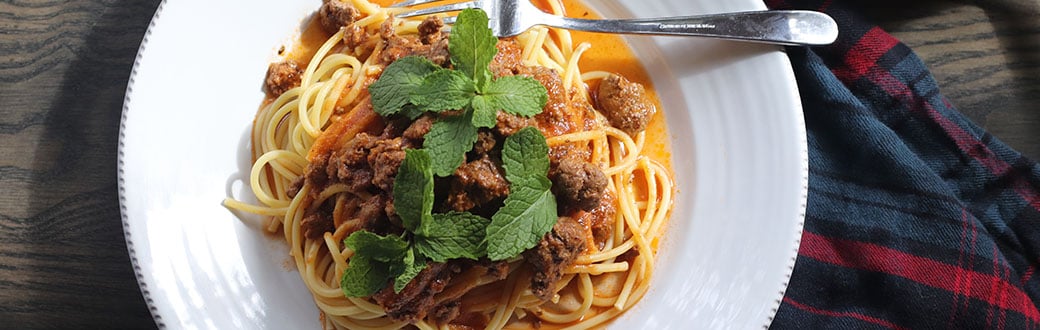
[764,0,1040,328]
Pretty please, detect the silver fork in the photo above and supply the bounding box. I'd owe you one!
[393,0,838,46]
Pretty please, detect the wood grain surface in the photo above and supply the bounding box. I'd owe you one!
[0,0,1035,329]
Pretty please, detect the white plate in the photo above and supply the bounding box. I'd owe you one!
[119,0,808,328]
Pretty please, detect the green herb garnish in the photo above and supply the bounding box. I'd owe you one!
[342,9,557,297]
[485,126,557,260]
[369,8,547,176]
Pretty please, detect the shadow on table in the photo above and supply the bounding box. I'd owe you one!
[978,1,1040,161]
[24,0,161,328]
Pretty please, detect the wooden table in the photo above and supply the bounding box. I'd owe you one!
[1,0,1036,328]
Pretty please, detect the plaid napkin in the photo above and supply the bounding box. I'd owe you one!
[764,0,1040,328]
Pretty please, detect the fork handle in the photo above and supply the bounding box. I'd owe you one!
[545,10,838,46]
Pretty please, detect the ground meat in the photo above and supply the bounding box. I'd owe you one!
[326,133,378,194]
[287,175,304,199]
[579,193,618,250]
[305,153,331,197]
[447,155,510,211]
[380,116,412,138]
[356,194,390,232]
[550,156,608,212]
[378,18,450,66]
[596,74,656,135]
[472,130,496,156]
[417,16,444,45]
[494,111,534,137]
[300,211,333,239]
[369,138,406,192]
[318,0,360,33]
[342,23,368,49]
[524,217,587,301]
[403,114,435,147]
[430,299,461,325]
[373,262,461,323]
[489,39,524,77]
[519,66,573,137]
[264,60,302,96]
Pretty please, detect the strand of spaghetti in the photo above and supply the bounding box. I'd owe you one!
[647,159,674,239]
[638,158,659,235]
[299,30,345,137]
[298,79,331,138]
[291,118,312,157]
[338,47,379,107]
[532,50,566,73]
[261,99,299,153]
[349,0,381,15]
[581,70,612,81]
[313,54,355,86]
[546,130,606,147]
[486,271,520,329]
[320,66,357,124]
[613,252,644,310]
[222,198,287,216]
[284,183,308,242]
[346,295,387,315]
[265,212,282,233]
[313,67,352,127]
[250,151,302,207]
[354,11,388,28]
[302,29,345,88]
[578,239,635,264]
[542,31,568,69]
[563,42,591,92]
[314,297,377,318]
[521,27,548,62]
[567,261,629,275]
[314,184,350,207]
[536,273,595,324]
[266,151,307,178]
[414,320,437,330]
[603,127,640,176]
[324,232,348,277]
[616,171,653,275]
[265,100,297,152]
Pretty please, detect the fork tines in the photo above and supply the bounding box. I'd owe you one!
[394,0,478,21]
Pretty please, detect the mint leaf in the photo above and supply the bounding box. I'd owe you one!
[410,69,476,112]
[450,9,497,89]
[369,56,441,116]
[394,149,434,232]
[424,111,479,177]
[485,76,548,117]
[500,127,551,183]
[485,127,558,261]
[415,212,491,262]
[400,104,424,120]
[391,247,426,293]
[344,231,409,262]
[341,255,391,297]
[470,95,497,128]
[486,180,557,261]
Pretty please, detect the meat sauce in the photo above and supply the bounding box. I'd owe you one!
[265,0,673,328]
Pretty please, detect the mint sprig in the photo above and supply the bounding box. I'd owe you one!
[366,8,547,176]
[369,56,441,116]
[414,212,492,262]
[485,127,558,260]
[343,8,558,298]
[393,149,434,231]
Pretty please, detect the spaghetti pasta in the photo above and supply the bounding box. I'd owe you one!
[225,0,674,329]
